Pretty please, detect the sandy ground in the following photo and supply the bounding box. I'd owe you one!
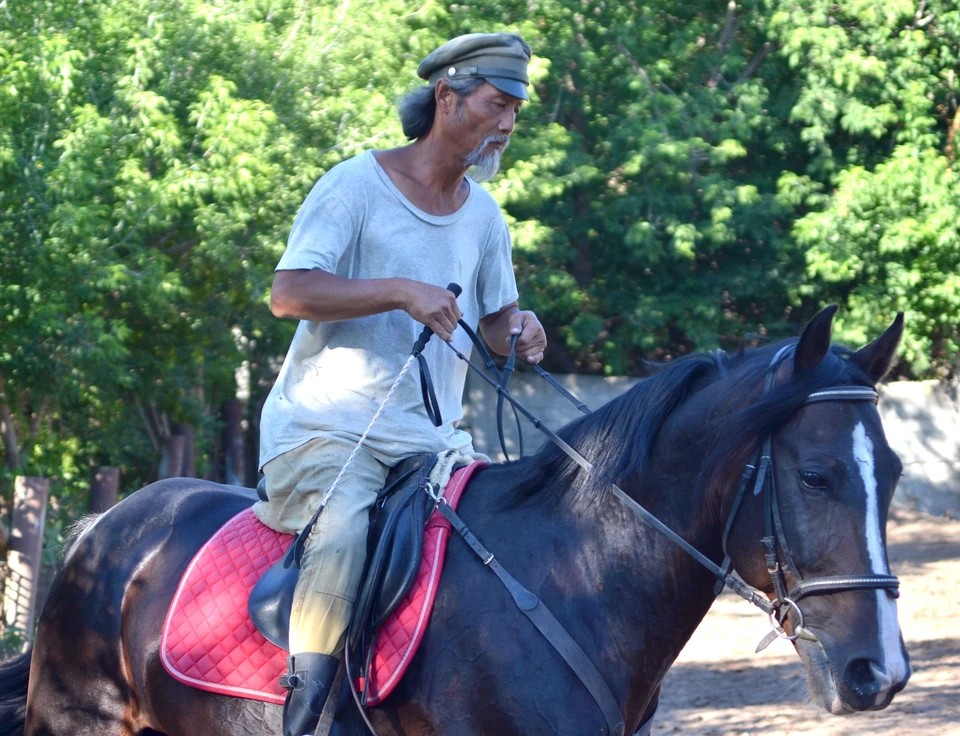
[656,508,960,735]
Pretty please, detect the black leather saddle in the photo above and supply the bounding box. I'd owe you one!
[248,453,441,653]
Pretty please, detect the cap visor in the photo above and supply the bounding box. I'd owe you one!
[485,77,528,101]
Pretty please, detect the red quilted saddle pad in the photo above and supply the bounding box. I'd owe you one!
[160,461,485,706]
[160,507,293,703]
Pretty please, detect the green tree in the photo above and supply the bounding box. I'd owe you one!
[3,0,959,530]
[445,1,806,373]
[0,0,448,503]
[767,0,960,375]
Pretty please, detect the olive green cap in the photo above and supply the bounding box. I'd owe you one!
[417,32,532,101]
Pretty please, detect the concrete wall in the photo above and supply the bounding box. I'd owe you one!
[877,380,960,516]
[460,372,960,517]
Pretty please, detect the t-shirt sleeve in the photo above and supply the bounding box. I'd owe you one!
[476,216,520,318]
[276,175,357,274]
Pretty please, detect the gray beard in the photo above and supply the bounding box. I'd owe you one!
[463,135,509,182]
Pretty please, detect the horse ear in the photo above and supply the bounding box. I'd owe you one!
[794,304,839,374]
[850,312,904,384]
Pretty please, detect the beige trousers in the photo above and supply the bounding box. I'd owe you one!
[255,436,390,655]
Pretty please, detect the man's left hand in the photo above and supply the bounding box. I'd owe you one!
[507,310,547,364]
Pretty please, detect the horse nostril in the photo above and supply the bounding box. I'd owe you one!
[844,658,890,697]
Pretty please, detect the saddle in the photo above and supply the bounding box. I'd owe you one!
[349,453,439,651]
[248,453,440,653]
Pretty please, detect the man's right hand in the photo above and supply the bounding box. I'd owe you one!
[270,270,462,340]
[400,281,463,342]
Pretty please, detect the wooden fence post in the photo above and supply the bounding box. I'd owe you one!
[89,466,119,513]
[3,476,50,641]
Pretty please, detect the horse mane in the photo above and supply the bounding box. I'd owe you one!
[61,514,101,560]
[507,339,873,506]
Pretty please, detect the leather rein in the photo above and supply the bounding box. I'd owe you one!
[433,329,900,643]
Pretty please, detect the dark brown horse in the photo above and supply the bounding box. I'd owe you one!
[0,307,910,735]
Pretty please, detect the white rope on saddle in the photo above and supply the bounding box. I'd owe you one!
[319,354,419,509]
[427,449,490,497]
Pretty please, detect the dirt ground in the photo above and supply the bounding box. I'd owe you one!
[656,508,960,735]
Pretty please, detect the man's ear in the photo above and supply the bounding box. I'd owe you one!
[435,79,456,114]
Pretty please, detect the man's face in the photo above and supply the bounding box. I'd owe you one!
[454,82,524,182]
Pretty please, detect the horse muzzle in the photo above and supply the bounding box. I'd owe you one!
[837,656,911,712]
[795,634,911,714]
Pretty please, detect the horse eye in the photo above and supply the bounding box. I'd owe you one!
[799,470,826,489]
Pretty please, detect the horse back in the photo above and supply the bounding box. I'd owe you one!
[26,479,257,735]
[62,477,255,576]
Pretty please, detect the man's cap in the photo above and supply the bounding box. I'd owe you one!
[417,32,532,101]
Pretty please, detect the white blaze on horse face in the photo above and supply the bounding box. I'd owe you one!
[852,421,909,691]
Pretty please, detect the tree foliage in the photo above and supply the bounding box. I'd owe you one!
[772,0,960,376]
[1,0,958,510]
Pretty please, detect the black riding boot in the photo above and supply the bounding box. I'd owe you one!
[280,652,340,736]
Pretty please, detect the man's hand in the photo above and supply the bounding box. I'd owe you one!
[479,304,547,363]
[401,282,463,342]
[270,271,463,332]
[507,310,547,364]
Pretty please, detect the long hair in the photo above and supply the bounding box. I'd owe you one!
[398,77,484,140]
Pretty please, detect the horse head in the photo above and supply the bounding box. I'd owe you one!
[723,307,910,714]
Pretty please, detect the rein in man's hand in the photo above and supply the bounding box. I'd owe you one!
[508,310,547,364]
[402,280,463,342]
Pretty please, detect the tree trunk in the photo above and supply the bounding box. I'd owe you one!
[3,476,50,642]
[946,104,960,163]
[223,399,246,487]
[244,396,265,489]
[158,434,185,480]
[174,423,196,477]
[89,466,119,513]
[0,372,21,472]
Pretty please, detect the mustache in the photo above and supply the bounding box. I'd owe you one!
[463,135,510,166]
[478,134,510,152]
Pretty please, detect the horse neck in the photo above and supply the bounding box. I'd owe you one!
[594,392,736,710]
[473,405,729,714]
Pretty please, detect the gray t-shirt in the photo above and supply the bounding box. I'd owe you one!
[259,151,519,468]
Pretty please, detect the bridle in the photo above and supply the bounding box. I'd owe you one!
[712,344,900,650]
[441,331,901,647]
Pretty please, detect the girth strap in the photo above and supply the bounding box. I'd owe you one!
[434,501,627,736]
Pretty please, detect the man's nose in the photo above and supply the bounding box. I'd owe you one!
[498,111,516,135]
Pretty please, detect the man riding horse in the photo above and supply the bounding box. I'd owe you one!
[253,32,548,736]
